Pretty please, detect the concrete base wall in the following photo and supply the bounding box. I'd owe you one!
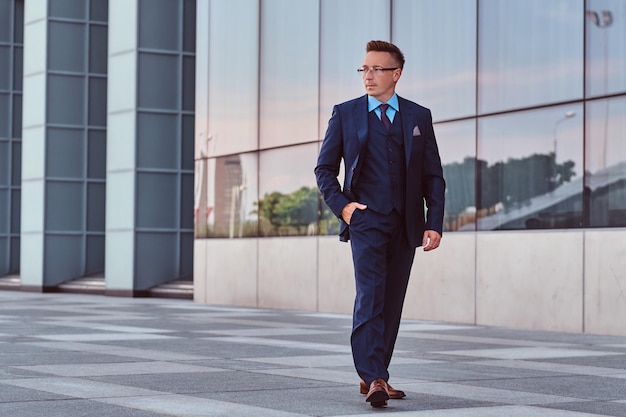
[194,229,626,337]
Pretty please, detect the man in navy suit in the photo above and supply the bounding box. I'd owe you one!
[315,40,445,407]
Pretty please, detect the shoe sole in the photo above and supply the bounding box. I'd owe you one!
[366,390,390,405]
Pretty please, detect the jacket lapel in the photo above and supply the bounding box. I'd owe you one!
[399,96,414,168]
[354,95,369,151]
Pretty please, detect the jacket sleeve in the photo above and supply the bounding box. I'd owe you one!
[421,109,446,235]
[315,105,351,218]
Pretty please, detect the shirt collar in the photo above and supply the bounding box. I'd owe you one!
[368,93,399,113]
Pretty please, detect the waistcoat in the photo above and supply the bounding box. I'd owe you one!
[356,110,406,214]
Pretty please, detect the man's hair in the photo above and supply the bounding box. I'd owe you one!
[366,40,405,69]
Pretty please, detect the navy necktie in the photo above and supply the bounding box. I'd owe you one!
[379,103,391,130]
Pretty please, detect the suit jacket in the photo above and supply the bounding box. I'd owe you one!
[314,94,445,247]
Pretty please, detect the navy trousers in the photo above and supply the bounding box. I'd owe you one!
[348,208,416,385]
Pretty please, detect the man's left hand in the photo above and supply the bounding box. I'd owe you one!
[422,230,441,251]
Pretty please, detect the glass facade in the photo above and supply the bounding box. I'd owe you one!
[196,0,626,238]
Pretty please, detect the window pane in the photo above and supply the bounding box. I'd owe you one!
[0,190,6,233]
[181,114,194,170]
[11,189,20,233]
[45,181,84,231]
[137,112,179,169]
[0,141,7,185]
[586,96,626,226]
[11,140,20,185]
[259,143,318,237]
[393,0,477,121]
[12,94,21,137]
[47,75,86,125]
[479,0,584,114]
[88,77,107,126]
[181,172,194,229]
[0,46,10,90]
[183,0,196,53]
[182,55,195,111]
[0,93,9,137]
[136,172,178,229]
[46,128,85,178]
[207,0,259,156]
[49,0,87,19]
[14,0,23,44]
[202,152,259,238]
[260,0,319,148]
[88,130,106,179]
[138,52,179,110]
[89,25,108,74]
[13,46,22,91]
[87,182,105,231]
[48,21,86,72]
[0,0,10,42]
[435,120,476,232]
[586,0,626,97]
[477,105,583,230]
[85,235,104,275]
[90,0,108,22]
[319,0,389,137]
[138,0,181,51]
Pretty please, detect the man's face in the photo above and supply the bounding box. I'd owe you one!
[361,51,402,102]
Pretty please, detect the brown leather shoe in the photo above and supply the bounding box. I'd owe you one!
[365,378,389,407]
[360,379,406,399]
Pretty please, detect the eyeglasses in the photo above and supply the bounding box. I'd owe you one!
[357,66,399,75]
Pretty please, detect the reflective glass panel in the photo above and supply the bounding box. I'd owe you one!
[586,0,626,97]
[476,104,584,230]
[260,0,319,148]
[207,0,259,156]
[586,96,626,226]
[319,0,389,137]
[434,120,476,232]
[198,152,259,238]
[393,0,476,121]
[478,0,583,114]
[259,143,318,237]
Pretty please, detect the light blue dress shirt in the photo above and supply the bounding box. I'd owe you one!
[368,93,399,123]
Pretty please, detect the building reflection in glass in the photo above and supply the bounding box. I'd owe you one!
[195,152,258,238]
[257,143,318,237]
[470,105,584,230]
[435,120,476,231]
[586,0,626,98]
[586,96,626,227]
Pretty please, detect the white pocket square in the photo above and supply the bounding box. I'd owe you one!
[412,125,421,136]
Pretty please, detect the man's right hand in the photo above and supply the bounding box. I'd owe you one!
[341,202,367,225]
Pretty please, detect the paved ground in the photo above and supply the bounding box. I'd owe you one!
[1,291,626,416]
